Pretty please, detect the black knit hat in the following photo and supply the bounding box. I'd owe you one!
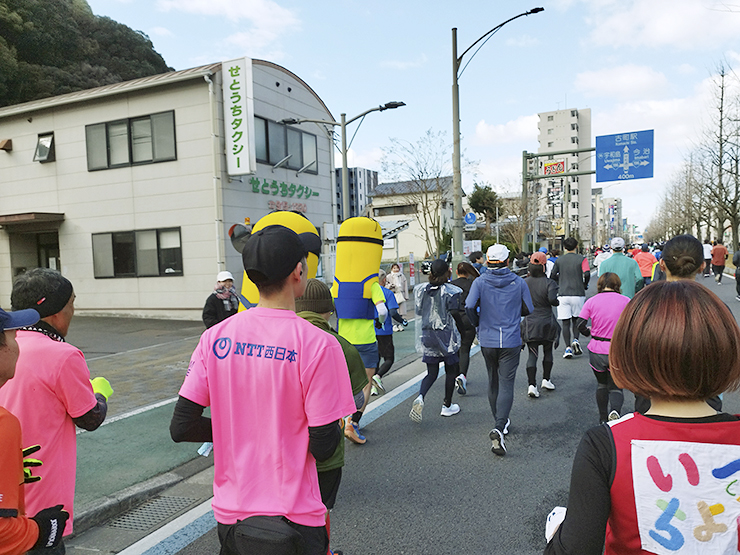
[295,279,334,314]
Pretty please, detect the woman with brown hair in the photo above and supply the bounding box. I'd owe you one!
[576,272,631,423]
[544,280,740,555]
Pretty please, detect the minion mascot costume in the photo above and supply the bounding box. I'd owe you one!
[236,211,322,309]
[331,217,387,444]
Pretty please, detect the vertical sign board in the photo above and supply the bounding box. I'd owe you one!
[409,252,415,286]
[596,130,653,183]
[222,57,256,176]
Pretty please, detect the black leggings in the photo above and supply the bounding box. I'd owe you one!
[561,317,580,345]
[525,340,553,385]
[376,335,394,378]
[420,361,459,407]
[458,325,476,376]
[590,351,623,422]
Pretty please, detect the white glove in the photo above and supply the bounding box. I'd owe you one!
[545,506,567,542]
[376,302,388,324]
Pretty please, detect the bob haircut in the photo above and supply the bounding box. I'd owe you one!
[662,234,703,278]
[456,261,480,279]
[610,280,740,400]
[597,272,621,294]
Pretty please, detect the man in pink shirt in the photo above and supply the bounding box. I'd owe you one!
[171,226,355,555]
[0,268,112,551]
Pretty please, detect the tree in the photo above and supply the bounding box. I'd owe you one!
[381,129,476,258]
[0,0,172,107]
[467,182,502,233]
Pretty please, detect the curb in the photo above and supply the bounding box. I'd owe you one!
[72,455,213,537]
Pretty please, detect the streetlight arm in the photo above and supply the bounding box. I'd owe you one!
[457,7,544,66]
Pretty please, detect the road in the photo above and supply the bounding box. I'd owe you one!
[66,273,740,554]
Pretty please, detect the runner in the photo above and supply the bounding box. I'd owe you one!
[450,261,480,395]
[550,237,589,359]
[576,272,630,423]
[466,244,533,456]
[544,281,740,555]
[409,259,463,422]
[521,251,559,399]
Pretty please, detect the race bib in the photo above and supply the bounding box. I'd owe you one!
[632,440,740,554]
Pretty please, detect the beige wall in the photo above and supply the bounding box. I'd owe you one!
[0,62,335,318]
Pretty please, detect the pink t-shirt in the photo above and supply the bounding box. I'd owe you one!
[179,307,355,527]
[579,292,631,355]
[0,331,98,536]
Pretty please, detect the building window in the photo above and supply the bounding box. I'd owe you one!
[373,204,417,217]
[547,129,553,135]
[571,136,579,144]
[85,111,176,171]
[571,110,577,117]
[547,142,553,147]
[92,227,183,278]
[254,116,318,173]
[571,123,578,131]
[547,115,554,121]
[33,133,55,163]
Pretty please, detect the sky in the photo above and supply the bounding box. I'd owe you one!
[85,0,740,231]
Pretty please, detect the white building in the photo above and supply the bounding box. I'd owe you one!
[369,177,457,262]
[537,108,593,247]
[334,167,378,221]
[0,59,338,319]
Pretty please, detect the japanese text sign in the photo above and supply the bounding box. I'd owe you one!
[632,439,740,554]
[222,57,256,176]
[596,130,654,182]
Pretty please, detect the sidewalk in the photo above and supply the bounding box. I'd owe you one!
[68,314,421,539]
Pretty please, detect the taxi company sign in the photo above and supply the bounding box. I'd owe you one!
[544,160,565,175]
[222,57,256,176]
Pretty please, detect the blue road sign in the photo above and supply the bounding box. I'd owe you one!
[464,212,477,225]
[596,130,653,183]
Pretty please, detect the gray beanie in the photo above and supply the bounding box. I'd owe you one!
[295,279,334,314]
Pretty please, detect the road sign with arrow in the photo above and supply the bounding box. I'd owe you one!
[595,129,653,183]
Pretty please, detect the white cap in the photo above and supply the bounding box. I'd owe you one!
[217,271,234,282]
[486,244,510,262]
[610,237,625,250]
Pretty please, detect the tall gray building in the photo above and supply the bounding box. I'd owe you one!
[537,108,593,247]
[335,167,378,222]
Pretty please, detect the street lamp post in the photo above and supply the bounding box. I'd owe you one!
[280,101,405,221]
[451,8,544,262]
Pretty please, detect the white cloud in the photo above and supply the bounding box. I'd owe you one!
[379,54,428,71]
[677,63,696,75]
[473,114,538,145]
[149,26,173,37]
[340,147,384,172]
[575,64,668,100]
[581,0,740,50]
[505,34,539,48]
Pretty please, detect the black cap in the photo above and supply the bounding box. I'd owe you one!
[431,259,449,278]
[242,225,308,285]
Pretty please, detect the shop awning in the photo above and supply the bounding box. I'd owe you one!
[0,212,65,233]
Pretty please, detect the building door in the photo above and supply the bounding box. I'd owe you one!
[37,232,60,270]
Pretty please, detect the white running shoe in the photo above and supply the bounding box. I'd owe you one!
[608,410,620,421]
[541,379,556,391]
[528,385,540,398]
[455,374,467,395]
[440,403,460,417]
[490,428,506,456]
[563,347,574,359]
[372,374,385,393]
[571,339,583,356]
[410,395,424,422]
[371,385,378,396]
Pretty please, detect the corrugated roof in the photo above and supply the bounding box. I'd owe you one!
[0,59,334,121]
[371,176,455,198]
[0,63,221,119]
